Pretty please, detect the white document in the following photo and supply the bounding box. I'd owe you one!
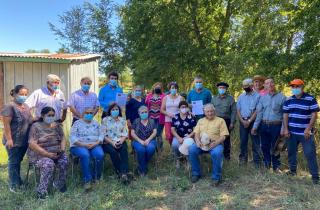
[192,100,204,115]
[116,93,127,107]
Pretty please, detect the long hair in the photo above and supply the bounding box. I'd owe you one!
[106,102,122,117]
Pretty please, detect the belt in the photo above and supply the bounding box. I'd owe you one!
[262,120,282,125]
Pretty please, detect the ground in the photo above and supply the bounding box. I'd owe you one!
[1,128,320,210]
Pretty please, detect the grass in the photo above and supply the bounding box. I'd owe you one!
[1,127,320,210]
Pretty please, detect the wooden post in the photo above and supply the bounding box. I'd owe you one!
[0,62,4,125]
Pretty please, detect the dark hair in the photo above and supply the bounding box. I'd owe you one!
[106,103,122,117]
[39,107,55,122]
[10,85,28,97]
[178,100,189,108]
[108,71,119,80]
[168,81,179,90]
[180,92,187,99]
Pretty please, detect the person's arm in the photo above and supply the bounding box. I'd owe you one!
[160,96,174,118]
[145,129,157,144]
[3,116,14,149]
[252,100,263,130]
[171,126,183,143]
[131,129,145,145]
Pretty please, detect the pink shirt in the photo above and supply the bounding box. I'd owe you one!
[145,93,165,124]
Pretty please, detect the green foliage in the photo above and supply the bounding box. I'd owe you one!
[25,49,51,53]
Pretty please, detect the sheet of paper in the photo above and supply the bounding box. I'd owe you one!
[116,93,127,107]
[192,100,204,115]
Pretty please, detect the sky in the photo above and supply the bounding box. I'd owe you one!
[0,0,124,53]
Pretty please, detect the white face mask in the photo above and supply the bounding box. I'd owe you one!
[180,108,189,114]
[44,116,55,124]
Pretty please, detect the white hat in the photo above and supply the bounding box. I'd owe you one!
[242,78,253,86]
[178,138,195,155]
[200,132,211,151]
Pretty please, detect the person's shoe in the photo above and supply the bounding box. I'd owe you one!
[9,186,20,193]
[286,170,297,176]
[37,192,48,200]
[84,182,92,192]
[273,168,282,174]
[120,174,130,185]
[211,179,221,187]
[191,176,200,183]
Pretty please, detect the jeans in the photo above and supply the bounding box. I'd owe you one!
[172,137,181,158]
[239,122,262,165]
[70,145,105,183]
[6,145,28,188]
[223,119,231,159]
[102,142,129,175]
[287,134,319,180]
[188,144,224,181]
[132,139,157,174]
[260,123,281,170]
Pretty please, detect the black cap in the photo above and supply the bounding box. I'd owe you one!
[216,82,229,88]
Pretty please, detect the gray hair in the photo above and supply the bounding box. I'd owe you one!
[242,78,253,86]
[194,76,202,81]
[81,76,92,83]
[138,105,148,113]
[47,74,60,82]
[203,103,215,111]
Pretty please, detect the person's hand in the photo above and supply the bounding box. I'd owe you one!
[144,139,150,146]
[281,128,290,138]
[251,128,258,136]
[243,120,250,128]
[209,141,218,149]
[47,152,59,159]
[86,144,95,149]
[304,127,312,140]
[5,140,14,149]
[115,140,122,148]
[168,113,175,118]
[178,137,184,144]
[229,123,234,130]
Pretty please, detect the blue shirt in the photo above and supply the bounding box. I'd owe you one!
[283,93,319,135]
[187,88,212,116]
[236,91,260,118]
[98,84,123,111]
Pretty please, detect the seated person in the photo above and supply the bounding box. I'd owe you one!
[188,104,229,186]
[131,106,157,176]
[69,107,104,191]
[100,103,130,184]
[28,106,68,199]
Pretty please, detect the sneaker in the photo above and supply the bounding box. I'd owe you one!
[273,168,282,174]
[120,174,130,185]
[191,176,200,183]
[9,187,19,193]
[211,179,221,187]
[37,192,48,200]
[84,182,91,192]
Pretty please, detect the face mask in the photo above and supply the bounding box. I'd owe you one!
[81,84,90,92]
[180,108,189,114]
[195,82,203,90]
[51,85,59,91]
[109,79,117,87]
[243,87,252,93]
[16,95,27,104]
[154,88,162,94]
[83,113,94,121]
[44,116,55,124]
[140,112,148,120]
[291,88,302,96]
[111,109,119,118]
[218,88,226,95]
[135,90,142,97]
[170,89,177,95]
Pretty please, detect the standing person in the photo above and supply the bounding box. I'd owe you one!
[161,82,183,145]
[187,76,212,120]
[283,79,319,184]
[99,72,123,119]
[145,82,166,150]
[237,78,262,167]
[26,74,67,123]
[126,85,146,139]
[253,75,267,96]
[1,85,33,192]
[212,82,236,160]
[68,77,100,125]
[251,78,286,172]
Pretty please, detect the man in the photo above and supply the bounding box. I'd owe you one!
[26,74,67,122]
[68,77,100,125]
[283,79,319,184]
[98,72,123,119]
[188,104,229,185]
[187,76,212,120]
[211,82,236,160]
[253,75,267,96]
[236,78,261,167]
[251,78,286,172]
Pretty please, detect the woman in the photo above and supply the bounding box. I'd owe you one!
[69,107,104,191]
[1,85,33,192]
[28,107,68,199]
[101,103,130,184]
[161,82,183,145]
[131,106,157,176]
[171,101,197,168]
[126,85,146,139]
[145,82,166,150]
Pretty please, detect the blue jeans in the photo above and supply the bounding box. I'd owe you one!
[102,142,129,175]
[239,122,262,165]
[287,134,319,180]
[188,144,224,181]
[172,137,181,158]
[6,145,28,188]
[132,139,157,174]
[260,123,281,170]
[70,145,105,183]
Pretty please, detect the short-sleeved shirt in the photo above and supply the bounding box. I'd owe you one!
[194,117,229,141]
[145,93,166,124]
[187,88,212,116]
[132,118,156,141]
[100,116,128,142]
[25,87,67,121]
[98,84,123,111]
[1,103,33,146]
[236,91,260,118]
[68,89,100,119]
[172,113,197,137]
[283,93,320,135]
[126,98,146,123]
[28,122,64,163]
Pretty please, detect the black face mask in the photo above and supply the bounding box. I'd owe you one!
[244,87,252,93]
[154,88,162,94]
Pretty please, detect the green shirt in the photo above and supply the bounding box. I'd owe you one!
[211,94,236,124]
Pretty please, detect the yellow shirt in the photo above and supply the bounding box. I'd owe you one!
[194,116,229,141]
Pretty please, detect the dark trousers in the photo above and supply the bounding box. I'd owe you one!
[223,119,231,159]
[102,142,129,175]
[239,122,262,165]
[72,117,79,126]
[101,112,108,121]
[260,123,281,170]
[287,134,319,180]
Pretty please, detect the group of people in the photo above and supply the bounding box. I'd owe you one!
[2,71,319,199]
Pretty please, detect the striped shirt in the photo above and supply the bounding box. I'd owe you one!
[283,93,319,135]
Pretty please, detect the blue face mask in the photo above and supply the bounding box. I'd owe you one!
[135,90,142,97]
[170,89,177,95]
[218,88,226,95]
[81,84,90,92]
[291,88,302,96]
[44,116,55,124]
[109,79,117,87]
[195,82,203,90]
[83,113,94,121]
[140,112,148,120]
[111,109,119,118]
[16,95,27,104]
